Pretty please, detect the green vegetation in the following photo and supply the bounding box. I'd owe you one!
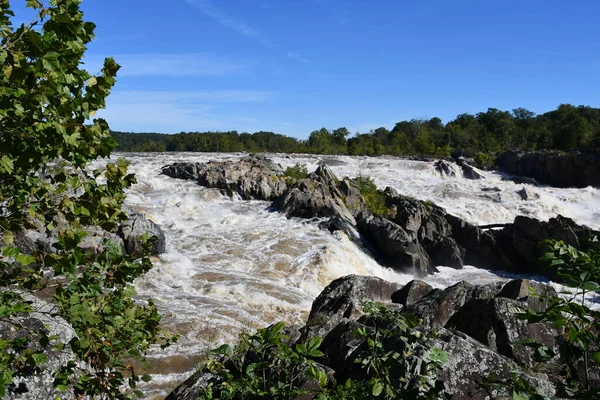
[283,163,308,183]
[0,1,170,398]
[112,105,600,156]
[199,304,447,399]
[353,176,392,218]
[515,239,600,399]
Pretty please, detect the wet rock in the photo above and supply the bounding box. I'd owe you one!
[482,186,501,192]
[434,159,457,177]
[118,211,166,257]
[357,216,434,275]
[456,157,485,180]
[165,371,217,400]
[391,279,433,306]
[496,150,600,188]
[502,175,540,186]
[516,186,539,201]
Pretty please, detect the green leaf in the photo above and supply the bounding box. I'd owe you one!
[372,380,384,397]
[594,352,600,365]
[141,374,152,383]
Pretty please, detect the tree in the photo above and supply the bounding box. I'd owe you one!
[0,1,170,398]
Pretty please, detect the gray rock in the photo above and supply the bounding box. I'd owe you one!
[301,274,402,342]
[2,294,78,400]
[118,211,166,257]
[391,279,433,306]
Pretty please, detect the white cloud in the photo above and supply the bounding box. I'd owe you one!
[83,53,255,77]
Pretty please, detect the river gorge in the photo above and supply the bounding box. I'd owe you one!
[104,152,600,398]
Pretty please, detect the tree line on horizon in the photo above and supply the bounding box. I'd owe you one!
[111,104,600,157]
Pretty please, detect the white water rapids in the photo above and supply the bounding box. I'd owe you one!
[104,152,599,399]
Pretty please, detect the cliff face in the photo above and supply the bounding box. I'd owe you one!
[496,150,600,188]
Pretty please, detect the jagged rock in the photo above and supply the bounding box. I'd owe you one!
[456,157,485,180]
[301,274,402,341]
[447,297,562,369]
[118,211,166,257]
[391,279,433,306]
[357,216,434,275]
[162,154,288,200]
[273,165,356,224]
[496,150,600,188]
[434,159,458,177]
[516,186,539,200]
[405,281,504,329]
[430,328,555,400]
[164,371,217,400]
[498,279,557,313]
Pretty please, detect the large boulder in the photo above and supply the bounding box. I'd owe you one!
[496,150,600,188]
[301,274,402,342]
[117,211,166,257]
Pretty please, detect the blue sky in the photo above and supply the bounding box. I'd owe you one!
[11,0,600,138]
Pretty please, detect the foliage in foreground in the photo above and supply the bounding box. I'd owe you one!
[199,304,448,399]
[0,1,170,398]
[516,239,600,399]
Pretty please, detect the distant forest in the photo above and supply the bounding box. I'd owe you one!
[111,104,600,158]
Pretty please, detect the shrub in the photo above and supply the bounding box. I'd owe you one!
[283,163,308,182]
[0,1,171,397]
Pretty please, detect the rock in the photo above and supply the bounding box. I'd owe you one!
[162,155,287,201]
[447,297,562,369]
[456,157,485,180]
[482,186,501,192]
[391,279,433,306]
[434,159,458,177]
[301,274,402,341]
[2,294,78,400]
[118,211,166,257]
[165,371,217,400]
[498,279,557,313]
[502,175,540,186]
[273,165,357,224]
[405,281,504,329]
[430,328,555,400]
[516,187,539,201]
[357,216,434,275]
[496,150,600,188]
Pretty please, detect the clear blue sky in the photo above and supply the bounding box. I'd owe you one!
[12,0,600,138]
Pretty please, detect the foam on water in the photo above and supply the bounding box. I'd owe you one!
[92,152,598,397]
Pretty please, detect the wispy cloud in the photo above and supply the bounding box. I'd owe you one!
[185,0,273,46]
[98,89,276,133]
[84,53,255,77]
[361,22,397,37]
[287,52,310,64]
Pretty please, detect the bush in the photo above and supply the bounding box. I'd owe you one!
[0,1,171,397]
[283,163,308,182]
[353,176,392,218]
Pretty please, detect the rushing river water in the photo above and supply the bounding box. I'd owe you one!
[103,152,600,398]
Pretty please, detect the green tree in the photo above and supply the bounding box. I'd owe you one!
[0,1,170,397]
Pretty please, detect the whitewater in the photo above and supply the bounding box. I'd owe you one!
[106,152,599,398]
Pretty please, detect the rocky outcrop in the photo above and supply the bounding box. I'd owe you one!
[117,211,166,257]
[435,158,484,180]
[272,165,356,224]
[169,275,573,399]
[161,154,288,200]
[162,156,596,279]
[496,150,600,188]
